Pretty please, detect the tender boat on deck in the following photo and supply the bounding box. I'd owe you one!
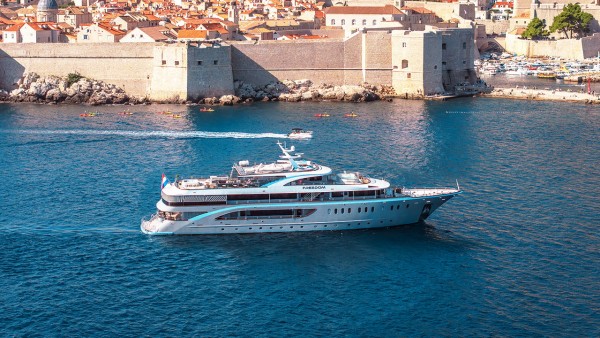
[141,142,461,235]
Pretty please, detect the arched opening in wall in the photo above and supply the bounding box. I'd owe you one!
[402,59,408,69]
[362,19,367,25]
[341,19,345,25]
[331,19,335,25]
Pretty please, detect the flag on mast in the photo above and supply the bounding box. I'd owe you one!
[161,174,169,190]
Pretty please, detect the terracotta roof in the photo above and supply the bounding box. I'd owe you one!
[4,23,24,31]
[401,6,435,14]
[177,29,207,39]
[324,5,401,15]
[136,25,172,40]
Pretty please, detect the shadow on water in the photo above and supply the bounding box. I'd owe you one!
[146,221,479,254]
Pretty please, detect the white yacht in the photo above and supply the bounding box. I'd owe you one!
[141,142,461,235]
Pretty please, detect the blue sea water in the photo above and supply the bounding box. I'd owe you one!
[0,99,598,336]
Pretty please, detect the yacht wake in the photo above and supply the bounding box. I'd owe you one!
[6,129,289,139]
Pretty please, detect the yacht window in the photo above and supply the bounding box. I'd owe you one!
[390,205,394,211]
[341,208,345,214]
[371,207,375,212]
[328,209,331,214]
[358,207,362,213]
[334,209,338,214]
[348,208,351,213]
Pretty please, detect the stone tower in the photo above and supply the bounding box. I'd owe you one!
[228,1,239,25]
[36,0,58,22]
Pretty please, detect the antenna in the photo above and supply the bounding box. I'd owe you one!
[456,179,460,191]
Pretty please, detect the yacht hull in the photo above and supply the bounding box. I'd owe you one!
[141,193,458,235]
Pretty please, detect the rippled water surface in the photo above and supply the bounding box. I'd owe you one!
[0,99,598,336]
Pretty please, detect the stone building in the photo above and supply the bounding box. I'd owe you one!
[36,0,58,22]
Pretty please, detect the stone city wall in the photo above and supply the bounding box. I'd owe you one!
[230,31,394,88]
[0,43,154,97]
[505,33,600,59]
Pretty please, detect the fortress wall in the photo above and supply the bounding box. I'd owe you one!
[364,31,393,85]
[186,45,234,100]
[149,44,188,101]
[476,20,510,35]
[392,30,444,96]
[231,39,347,86]
[504,34,600,59]
[441,28,477,89]
[231,32,393,88]
[0,43,154,97]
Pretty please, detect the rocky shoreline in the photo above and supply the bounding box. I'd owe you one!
[482,87,600,104]
[0,73,396,106]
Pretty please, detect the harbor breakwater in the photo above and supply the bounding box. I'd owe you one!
[482,87,600,104]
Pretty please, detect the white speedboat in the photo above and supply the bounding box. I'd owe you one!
[141,142,462,235]
[287,128,313,139]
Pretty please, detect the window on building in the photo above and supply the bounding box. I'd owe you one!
[373,19,377,25]
[434,65,438,69]
[197,60,203,65]
[463,42,466,49]
[442,61,447,65]
[362,19,366,25]
[175,61,179,65]
[162,60,166,65]
[213,60,218,65]
[83,34,88,40]
[341,19,345,25]
[331,19,335,25]
[140,34,143,38]
[351,19,356,25]
[402,59,408,69]
[463,60,466,64]
[402,42,406,47]
[407,73,411,78]
[442,43,446,50]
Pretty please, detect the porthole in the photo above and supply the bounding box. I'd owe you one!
[324,225,328,227]
[334,208,338,214]
[235,228,238,230]
[341,209,344,214]
[328,209,331,214]
[270,227,273,229]
[290,226,293,228]
[390,205,393,211]
[221,228,224,230]
[406,204,410,208]
[280,226,283,229]
[249,228,252,230]
[259,227,262,229]
[397,205,400,210]
[358,207,361,213]
[301,226,304,228]
[348,208,351,213]
[371,207,375,212]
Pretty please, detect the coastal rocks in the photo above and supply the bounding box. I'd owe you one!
[233,80,394,103]
[3,72,132,105]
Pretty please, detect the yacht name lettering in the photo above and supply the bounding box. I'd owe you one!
[302,186,326,190]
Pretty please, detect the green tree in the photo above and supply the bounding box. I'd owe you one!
[549,3,594,39]
[521,17,549,40]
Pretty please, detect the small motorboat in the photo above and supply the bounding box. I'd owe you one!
[118,110,133,115]
[288,128,313,139]
[200,107,215,112]
[172,114,183,119]
[314,113,330,117]
[344,112,359,118]
[158,111,173,115]
[80,112,97,117]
